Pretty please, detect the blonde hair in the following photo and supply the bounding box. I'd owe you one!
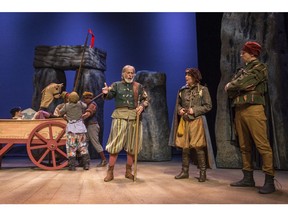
[68,91,79,103]
[82,91,94,99]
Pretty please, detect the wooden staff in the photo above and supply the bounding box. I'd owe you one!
[133,110,140,182]
[133,93,141,182]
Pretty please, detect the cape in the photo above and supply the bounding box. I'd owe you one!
[168,90,216,169]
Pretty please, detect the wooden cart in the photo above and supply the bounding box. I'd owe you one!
[0,118,68,170]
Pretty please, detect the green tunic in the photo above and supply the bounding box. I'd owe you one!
[227,59,268,106]
[104,81,148,154]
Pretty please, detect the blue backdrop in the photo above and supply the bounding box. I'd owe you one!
[0,12,198,146]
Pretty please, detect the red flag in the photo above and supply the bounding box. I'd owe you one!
[88,29,95,48]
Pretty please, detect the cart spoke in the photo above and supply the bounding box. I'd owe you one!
[34,131,48,144]
[37,149,50,164]
[30,144,48,150]
[55,147,67,158]
[48,124,53,140]
[56,140,66,147]
[55,128,66,142]
[51,150,57,167]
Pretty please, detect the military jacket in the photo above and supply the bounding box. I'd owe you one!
[105,81,148,109]
[227,59,268,106]
[177,83,212,121]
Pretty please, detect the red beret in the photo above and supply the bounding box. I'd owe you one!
[242,41,262,57]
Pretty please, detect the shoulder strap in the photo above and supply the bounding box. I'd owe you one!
[133,82,140,107]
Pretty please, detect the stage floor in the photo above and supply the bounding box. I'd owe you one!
[0,156,287,204]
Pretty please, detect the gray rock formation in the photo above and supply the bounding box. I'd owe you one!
[135,71,171,161]
[216,13,288,169]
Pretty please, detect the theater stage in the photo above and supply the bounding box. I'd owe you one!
[0,156,287,204]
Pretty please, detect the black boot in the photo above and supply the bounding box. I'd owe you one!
[230,170,255,187]
[197,149,206,182]
[82,154,90,170]
[175,149,190,179]
[259,174,276,194]
[68,156,76,171]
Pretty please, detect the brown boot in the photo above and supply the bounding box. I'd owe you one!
[197,149,207,182]
[175,148,190,179]
[175,166,189,179]
[125,164,134,180]
[104,165,114,182]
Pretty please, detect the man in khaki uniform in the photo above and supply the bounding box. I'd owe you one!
[225,41,275,194]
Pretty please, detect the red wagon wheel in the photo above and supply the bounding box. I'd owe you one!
[27,120,68,170]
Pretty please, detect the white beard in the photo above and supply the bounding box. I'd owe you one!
[124,78,134,83]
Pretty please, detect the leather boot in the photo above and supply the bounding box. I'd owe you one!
[175,148,190,179]
[97,151,107,167]
[104,165,114,182]
[82,154,90,170]
[175,166,189,179]
[125,164,134,180]
[68,156,76,171]
[259,174,276,194]
[197,149,206,182]
[230,170,255,187]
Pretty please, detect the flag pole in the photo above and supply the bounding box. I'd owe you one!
[73,29,93,92]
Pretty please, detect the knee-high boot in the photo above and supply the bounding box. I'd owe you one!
[175,148,190,179]
[197,149,207,182]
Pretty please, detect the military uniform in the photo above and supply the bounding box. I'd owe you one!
[226,59,274,176]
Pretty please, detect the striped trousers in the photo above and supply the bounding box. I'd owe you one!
[105,118,143,155]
